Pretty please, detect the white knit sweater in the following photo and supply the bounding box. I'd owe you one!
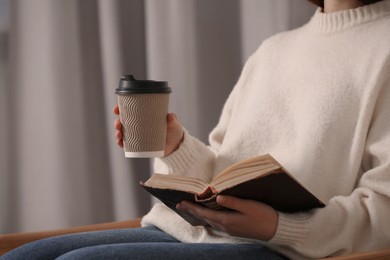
[142,1,390,258]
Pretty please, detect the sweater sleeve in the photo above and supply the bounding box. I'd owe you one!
[268,76,390,258]
[153,55,257,182]
[153,129,215,182]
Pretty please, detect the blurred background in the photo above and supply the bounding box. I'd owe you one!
[0,0,315,234]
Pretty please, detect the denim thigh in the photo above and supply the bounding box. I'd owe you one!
[56,242,288,260]
[1,226,177,260]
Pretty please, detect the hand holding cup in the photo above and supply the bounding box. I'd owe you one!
[114,75,183,157]
[114,106,184,156]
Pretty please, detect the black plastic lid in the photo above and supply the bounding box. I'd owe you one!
[115,75,171,95]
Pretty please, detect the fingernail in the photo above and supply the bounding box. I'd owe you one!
[177,202,189,211]
[216,195,225,204]
[171,113,177,121]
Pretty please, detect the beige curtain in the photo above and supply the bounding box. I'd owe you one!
[0,0,315,233]
[0,0,11,233]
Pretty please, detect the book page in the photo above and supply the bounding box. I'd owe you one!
[210,154,282,190]
[142,174,208,194]
[212,165,281,191]
[214,154,279,178]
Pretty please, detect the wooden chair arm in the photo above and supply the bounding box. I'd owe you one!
[0,218,141,256]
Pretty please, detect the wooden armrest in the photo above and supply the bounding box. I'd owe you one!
[0,218,141,256]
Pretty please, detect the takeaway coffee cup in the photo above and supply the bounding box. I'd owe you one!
[115,75,172,158]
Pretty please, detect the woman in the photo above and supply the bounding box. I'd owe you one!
[3,0,390,259]
[121,0,390,258]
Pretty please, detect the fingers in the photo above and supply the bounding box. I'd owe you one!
[115,127,123,148]
[216,195,250,213]
[177,201,223,224]
[114,119,122,130]
[113,105,123,148]
[216,195,267,216]
[116,138,124,148]
[113,105,120,115]
[177,198,278,241]
[164,113,184,156]
[176,197,250,221]
[167,112,176,122]
[176,201,242,233]
[115,129,123,139]
[167,113,180,129]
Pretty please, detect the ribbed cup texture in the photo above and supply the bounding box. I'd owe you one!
[117,93,169,153]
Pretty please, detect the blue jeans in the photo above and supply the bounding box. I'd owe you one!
[1,226,288,260]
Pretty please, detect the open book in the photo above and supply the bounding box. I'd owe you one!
[140,154,325,226]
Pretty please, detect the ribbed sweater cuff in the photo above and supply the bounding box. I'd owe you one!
[269,212,311,248]
[154,129,213,175]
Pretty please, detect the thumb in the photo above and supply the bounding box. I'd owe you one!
[216,195,252,214]
[167,113,181,129]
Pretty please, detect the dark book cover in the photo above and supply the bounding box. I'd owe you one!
[140,170,325,226]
